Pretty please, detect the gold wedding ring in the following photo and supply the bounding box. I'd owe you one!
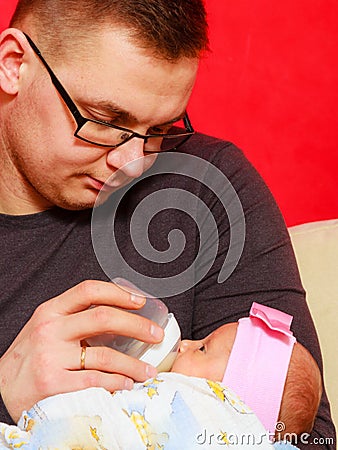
[80,345,87,370]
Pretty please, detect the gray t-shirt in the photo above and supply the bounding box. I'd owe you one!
[0,134,335,448]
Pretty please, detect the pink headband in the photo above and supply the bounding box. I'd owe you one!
[222,302,296,434]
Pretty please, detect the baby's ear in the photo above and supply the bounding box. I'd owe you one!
[0,29,29,95]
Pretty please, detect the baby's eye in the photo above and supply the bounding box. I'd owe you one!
[199,345,206,353]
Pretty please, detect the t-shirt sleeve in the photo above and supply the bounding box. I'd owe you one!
[191,141,336,449]
[0,392,13,425]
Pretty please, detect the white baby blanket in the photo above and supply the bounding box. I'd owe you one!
[0,372,279,449]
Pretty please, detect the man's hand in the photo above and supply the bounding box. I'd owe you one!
[0,280,164,422]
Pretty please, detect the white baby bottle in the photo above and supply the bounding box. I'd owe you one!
[87,279,181,372]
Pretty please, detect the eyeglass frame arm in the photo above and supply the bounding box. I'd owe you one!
[23,33,195,150]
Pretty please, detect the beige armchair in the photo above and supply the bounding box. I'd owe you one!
[289,219,338,428]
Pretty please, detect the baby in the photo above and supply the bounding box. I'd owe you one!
[172,303,322,440]
[0,303,321,449]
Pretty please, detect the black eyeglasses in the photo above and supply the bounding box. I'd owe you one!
[24,33,195,152]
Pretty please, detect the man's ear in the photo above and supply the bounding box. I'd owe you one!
[0,28,30,95]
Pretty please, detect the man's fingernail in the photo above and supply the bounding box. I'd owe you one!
[150,324,163,340]
[130,293,145,305]
[146,364,157,379]
[124,378,134,390]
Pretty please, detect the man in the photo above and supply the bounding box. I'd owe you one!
[0,1,335,448]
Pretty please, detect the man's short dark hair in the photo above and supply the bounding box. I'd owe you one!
[11,0,209,61]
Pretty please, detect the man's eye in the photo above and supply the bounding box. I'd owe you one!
[149,125,170,134]
[199,345,206,353]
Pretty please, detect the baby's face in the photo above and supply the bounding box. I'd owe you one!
[171,322,238,380]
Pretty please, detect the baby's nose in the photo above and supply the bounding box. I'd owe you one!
[178,340,192,353]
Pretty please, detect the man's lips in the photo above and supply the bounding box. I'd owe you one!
[86,174,134,193]
[86,176,115,192]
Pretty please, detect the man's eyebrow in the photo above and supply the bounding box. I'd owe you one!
[90,100,185,126]
[159,113,185,126]
[94,100,138,123]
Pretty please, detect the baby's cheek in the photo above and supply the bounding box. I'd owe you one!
[171,354,196,376]
[205,356,227,382]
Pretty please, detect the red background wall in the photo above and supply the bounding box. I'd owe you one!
[1,0,337,226]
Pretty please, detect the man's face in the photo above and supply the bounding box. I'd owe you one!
[1,28,198,213]
[171,322,238,381]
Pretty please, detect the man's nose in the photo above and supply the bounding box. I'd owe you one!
[106,137,147,179]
